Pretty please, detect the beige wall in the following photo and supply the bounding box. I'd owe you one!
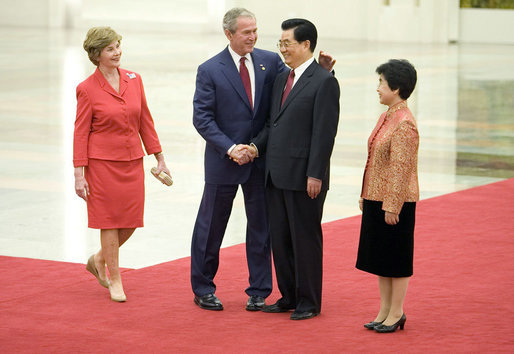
[459,8,514,44]
[0,0,51,27]
[239,0,457,43]
[0,0,512,44]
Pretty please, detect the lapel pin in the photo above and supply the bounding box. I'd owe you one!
[126,72,136,79]
[260,64,266,71]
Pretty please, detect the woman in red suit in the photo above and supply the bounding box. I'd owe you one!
[73,27,170,302]
[356,59,419,332]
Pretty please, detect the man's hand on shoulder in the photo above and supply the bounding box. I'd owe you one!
[318,51,336,72]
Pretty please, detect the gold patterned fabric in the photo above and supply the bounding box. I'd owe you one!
[361,101,419,214]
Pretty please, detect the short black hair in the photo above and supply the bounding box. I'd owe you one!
[376,59,417,100]
[281,18,317,52]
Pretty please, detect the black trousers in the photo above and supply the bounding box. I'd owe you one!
[265,180,327,313]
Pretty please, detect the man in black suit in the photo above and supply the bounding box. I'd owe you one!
[248,18,340,320]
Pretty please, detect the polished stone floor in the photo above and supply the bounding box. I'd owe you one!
[0,27,513,268]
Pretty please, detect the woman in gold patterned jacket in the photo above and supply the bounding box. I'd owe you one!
[356,59,419,333]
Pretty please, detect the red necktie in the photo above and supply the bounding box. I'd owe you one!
[239,57,253,109]
[281,69,295,106]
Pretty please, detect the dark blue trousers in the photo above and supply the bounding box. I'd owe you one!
[190,165,271,298]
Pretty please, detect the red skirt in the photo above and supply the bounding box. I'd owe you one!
[85,158,144,229]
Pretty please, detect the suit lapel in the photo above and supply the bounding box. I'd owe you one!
[94,68,124,98]
[251,51,265,116]
[219,47,252,111]
[274,61,318,120]
[119,70,129,97]
[272,71,288,120]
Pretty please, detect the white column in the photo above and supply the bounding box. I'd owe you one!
[447,0,460,43]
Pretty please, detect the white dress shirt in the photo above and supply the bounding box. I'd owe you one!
[288,56,314,89]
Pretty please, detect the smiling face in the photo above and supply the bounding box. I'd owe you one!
[225,16,257,56]
[377,74,401,107]
[98,40,122,70]
[279,28,311,69]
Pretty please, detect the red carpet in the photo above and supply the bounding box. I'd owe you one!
[1,179,514,353]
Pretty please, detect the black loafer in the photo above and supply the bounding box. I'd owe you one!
[246,295,265,311]
[261,302,294,313]
[290,311,319,320]
[194,293,223,311]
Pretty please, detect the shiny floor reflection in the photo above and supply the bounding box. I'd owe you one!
[0,27,512,268]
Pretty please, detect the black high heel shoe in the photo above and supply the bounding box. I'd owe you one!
[363,320,384,330]
[374,314,406,333]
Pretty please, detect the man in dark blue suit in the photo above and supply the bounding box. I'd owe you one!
[191,8,335,311]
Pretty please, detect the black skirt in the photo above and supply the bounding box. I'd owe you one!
[356,199,416,277]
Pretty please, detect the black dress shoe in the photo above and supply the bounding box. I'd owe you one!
[261,302,294,313]
[375,314,406,333]
[290,311,319,320]
[364,320,384,330]
[246,295,265,311]
[194,293,223,311]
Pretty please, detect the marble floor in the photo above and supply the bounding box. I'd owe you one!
[0,27,513,268]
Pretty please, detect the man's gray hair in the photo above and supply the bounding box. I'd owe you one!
[222,8,255,33]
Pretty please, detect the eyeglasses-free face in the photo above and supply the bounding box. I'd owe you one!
[377,74,401,107]
[98,40,122,69]
[226,16,258,56]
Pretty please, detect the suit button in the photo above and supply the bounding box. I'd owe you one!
[273,123,277,127]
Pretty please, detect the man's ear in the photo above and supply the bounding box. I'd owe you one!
[224,29,233,41]
[303,40,311,52]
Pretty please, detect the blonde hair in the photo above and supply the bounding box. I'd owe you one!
[83,26,122,66]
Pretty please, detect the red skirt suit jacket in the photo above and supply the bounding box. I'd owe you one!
[73,68,162,166]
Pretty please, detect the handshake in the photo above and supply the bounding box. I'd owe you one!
[229,144,258,166]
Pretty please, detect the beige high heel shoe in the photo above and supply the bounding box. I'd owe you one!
[86,255,110,288]
[109,285,127,302]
